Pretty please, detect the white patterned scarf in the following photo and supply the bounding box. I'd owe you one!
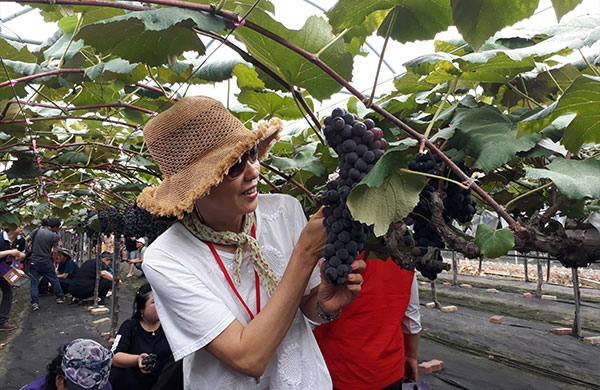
[181,211,278,296]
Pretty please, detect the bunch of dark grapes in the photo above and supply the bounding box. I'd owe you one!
[405,152,477,280]
[123,203,175,244]
[124,203,153,238]
[321,108,386,285]
[97,208,125,235]
[147,216,175,245]
[443,162,477,223]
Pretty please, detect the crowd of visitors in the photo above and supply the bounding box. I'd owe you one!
[4,96,423,390]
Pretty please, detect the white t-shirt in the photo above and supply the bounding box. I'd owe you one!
[142,194,331,389]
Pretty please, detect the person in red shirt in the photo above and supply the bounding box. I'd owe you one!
[314,253,421,390]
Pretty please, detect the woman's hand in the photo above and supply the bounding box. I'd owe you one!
[137,353,151,374]
[7,249,25,260]
[316,257,366,316]
[294,207,327,263]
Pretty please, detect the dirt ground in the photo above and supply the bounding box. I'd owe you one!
[0,265,142,390]
[0,264,598,390]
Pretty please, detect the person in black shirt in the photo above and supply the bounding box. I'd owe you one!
[109,283,175,390]
[68,251,113,304]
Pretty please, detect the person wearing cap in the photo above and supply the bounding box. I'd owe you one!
[125,238,146,278]
[55,247,79,296]
[68,252,114,305]
[20,338,113,390]
[138,96,366,389]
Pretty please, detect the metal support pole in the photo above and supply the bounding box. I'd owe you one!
[572,267,582,339]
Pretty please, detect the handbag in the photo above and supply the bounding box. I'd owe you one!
[23,228,39,276]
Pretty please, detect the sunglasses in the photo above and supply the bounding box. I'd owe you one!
[227,145,258,178]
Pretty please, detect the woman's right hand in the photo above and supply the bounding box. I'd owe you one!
[137,353,150,374]
[294,207,327,263]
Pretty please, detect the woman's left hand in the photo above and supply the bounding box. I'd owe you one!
[316,258,366,316]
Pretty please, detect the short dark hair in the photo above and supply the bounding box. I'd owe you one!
[133,283,153,320]
[47,218,61,228]
[41,219,49,227]
[99,251,113,261]
[45,344,67,390]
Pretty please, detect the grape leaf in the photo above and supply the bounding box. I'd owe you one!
[347,149,425,237]
[525,158,600,200]
[268,145,327,177]
[238,91,305,121]
[449,105,540,172]
[0,213,21,230]
[551,0,584,22]
[327,0,395,32]
[347,171,425,237]
[475,224,515,258]
[518,75,600,152]
[5,160,41,179]
[456,52,536,83]
[76,8,225,66]
[234,64,266,90]
[0,40,37,63]
[43,33,85,62]
[233,9,353,100]
[57,151,89,165]
[377,1,452,43]
[451,0,538,51]
[84,59,143,82]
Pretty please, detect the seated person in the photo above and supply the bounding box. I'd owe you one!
[69,251,113,304]
[109,283,179,390]
[20,338,113,390]
[125,238,145,278]
[55,248,78,296]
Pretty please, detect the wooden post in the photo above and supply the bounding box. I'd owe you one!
[110,234,122,337]
[546,257,551,283]
[477,255,483,275]
[452,251,458,286]
[431,280,441,309]
[93,235,102,308]
[535,254,543,297]
[523,254,529,282]
[572,267,582,339]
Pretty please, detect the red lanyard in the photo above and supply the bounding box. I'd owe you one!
[204,224,260,320]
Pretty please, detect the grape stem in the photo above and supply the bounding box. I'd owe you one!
[399,168,470,190]
[419,76,459,153]
[366,8,396,109]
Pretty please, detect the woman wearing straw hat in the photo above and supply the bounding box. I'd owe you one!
[137,96,365,389]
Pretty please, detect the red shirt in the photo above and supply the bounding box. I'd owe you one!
[314,255,414,390]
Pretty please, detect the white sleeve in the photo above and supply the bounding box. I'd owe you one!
[288,197,321,295]
[402,272,422,334]
[142,249,236,362]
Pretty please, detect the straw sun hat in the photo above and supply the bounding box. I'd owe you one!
[137,96,282,218]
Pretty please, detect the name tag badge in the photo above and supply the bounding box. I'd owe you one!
[252,376,271,390]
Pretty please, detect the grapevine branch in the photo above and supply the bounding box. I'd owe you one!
[3,0,518,230]
[0,115,139,128]
[0,100,157,119]
[259,161,319,204]
[0,142,152,158]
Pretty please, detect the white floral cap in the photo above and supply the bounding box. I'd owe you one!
[61,338,113,390]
